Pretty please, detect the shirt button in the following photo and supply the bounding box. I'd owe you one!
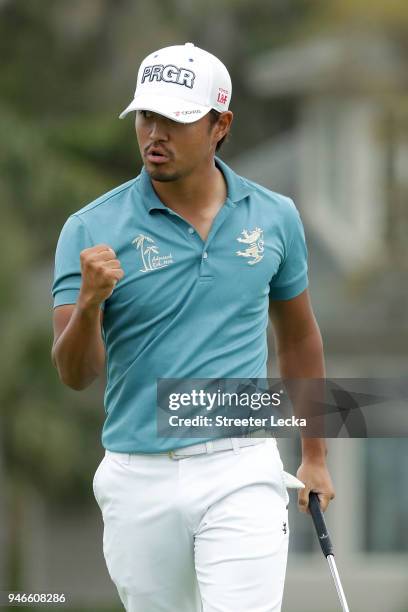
[188,227,194,234]
[203,251,208,259]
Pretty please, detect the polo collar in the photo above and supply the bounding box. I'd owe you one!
[140,156,251,214]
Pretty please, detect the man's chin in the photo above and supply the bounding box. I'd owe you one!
[146,167,181,182]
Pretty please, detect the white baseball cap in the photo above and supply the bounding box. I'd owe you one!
[119,42,232,123]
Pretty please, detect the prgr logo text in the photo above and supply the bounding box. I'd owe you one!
[141,64,195,88]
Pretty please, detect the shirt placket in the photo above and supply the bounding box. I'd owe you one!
[159,199,236,279]
[197,198,236,279]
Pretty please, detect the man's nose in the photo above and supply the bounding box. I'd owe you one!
[149,118,168,140]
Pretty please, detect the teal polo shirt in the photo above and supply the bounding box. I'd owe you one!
[52,157,308,452]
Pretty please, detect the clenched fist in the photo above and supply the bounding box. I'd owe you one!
[78,244,124,308]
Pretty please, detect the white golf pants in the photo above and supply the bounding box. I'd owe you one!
[93,438,294,612]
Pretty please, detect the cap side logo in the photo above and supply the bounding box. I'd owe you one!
[141,64,195,89]
[217,87,229,105]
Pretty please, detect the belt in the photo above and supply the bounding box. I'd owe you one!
[168,437,268,459]
[104,437,272,464]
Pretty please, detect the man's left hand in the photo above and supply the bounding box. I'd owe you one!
[296,460,335,514]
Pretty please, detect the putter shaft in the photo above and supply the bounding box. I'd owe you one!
[327,554,350,612]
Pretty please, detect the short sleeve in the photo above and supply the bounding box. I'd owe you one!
[269,200,308,301]
[51,214,104,310]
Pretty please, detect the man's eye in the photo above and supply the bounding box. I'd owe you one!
[140,110,153,119]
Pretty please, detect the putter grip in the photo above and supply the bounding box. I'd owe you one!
[309,492,334,557]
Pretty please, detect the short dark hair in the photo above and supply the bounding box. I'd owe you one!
[208,109,229,152]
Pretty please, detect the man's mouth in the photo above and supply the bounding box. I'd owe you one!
[145,147,171,164]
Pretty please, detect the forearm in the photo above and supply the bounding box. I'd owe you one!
[276,330,327,461]
[52,299,105,391]
[276,326,325,378]
[269,293,334,509]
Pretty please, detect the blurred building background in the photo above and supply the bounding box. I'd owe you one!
[0,1,407,611]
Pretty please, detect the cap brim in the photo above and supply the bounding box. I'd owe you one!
[119,93,211,123]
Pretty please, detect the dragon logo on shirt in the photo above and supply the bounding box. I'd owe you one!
[132,234,174,273]
[236,228,264,265]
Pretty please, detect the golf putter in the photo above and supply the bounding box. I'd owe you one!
[309,492,350,612]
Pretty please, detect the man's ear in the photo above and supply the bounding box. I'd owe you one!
[216,111,233,141]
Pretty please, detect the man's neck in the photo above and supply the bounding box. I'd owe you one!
[151,159,227,215]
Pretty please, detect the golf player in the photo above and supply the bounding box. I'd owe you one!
[51,43,335,612]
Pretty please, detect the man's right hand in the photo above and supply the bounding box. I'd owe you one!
[79,244,125,308]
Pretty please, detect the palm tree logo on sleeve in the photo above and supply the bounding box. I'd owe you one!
[236,228,264,265]
[132,234,174,273]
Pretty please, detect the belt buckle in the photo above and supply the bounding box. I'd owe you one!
[168,450,175,459]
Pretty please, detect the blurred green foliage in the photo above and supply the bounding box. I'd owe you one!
[0,104,125,507]
[0,1,144,514]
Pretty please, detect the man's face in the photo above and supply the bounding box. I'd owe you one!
[135,110,227,182]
